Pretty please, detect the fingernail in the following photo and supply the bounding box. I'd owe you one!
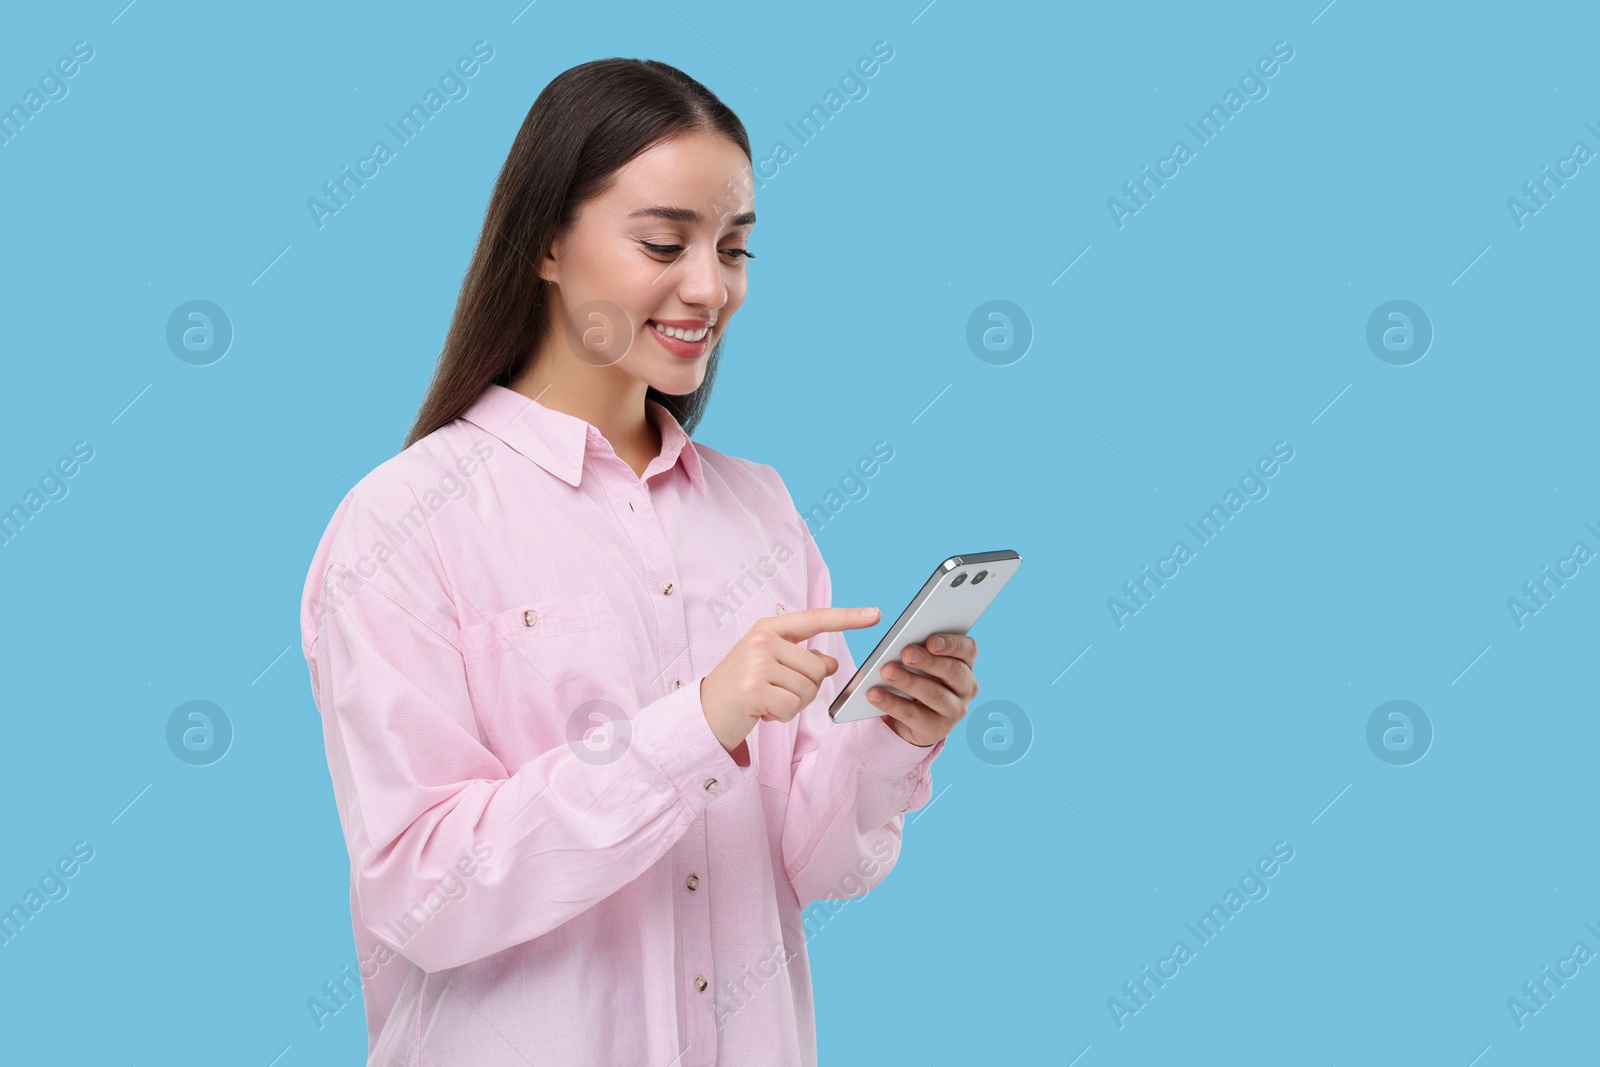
[929,635,944,651]
[859,607,879,620]
[903,647,922,663]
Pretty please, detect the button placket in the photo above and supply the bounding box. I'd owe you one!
[608,466,694,705]
[675,823,715,1051]
[637,494,688,694]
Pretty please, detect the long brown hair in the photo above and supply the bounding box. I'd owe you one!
[403,58,751,451]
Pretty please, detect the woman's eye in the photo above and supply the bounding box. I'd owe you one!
[640,241,755,262]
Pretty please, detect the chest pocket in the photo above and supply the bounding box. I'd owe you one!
[461,591,618,663]
[458,590,628,766]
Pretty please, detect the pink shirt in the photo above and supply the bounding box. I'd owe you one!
[299,383,943,1065]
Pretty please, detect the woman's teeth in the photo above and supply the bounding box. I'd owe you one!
[651,321,710,342]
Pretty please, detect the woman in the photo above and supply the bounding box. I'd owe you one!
[299,57,982,1066]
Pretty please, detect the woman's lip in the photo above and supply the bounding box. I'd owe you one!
[648,320,713,358]
[648,318,715,329]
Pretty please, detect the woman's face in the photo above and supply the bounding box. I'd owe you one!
[540,129,756,396]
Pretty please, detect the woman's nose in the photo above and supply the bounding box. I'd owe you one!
[676,244,727,310]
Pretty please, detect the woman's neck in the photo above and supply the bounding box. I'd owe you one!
[507,368,659,478]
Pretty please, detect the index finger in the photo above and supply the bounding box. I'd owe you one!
[761,606,881,643]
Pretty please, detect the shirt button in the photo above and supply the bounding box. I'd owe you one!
[703,778,718,792]
[685,874,700,891]
[522,610,539,627]
[694,975,708,992]
[659,579,674,596]
[674,678,683,689]
[776,603,786,614]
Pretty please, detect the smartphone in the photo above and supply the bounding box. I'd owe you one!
[829,550,1022,724]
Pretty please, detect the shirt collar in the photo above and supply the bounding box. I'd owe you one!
[458,383,708,496]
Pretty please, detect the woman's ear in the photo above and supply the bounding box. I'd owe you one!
[537,235,562,286]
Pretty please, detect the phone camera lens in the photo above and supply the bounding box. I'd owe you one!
[972,570,987,584]
[951,572,967,587]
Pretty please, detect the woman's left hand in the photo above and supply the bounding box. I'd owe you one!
[868,633,979,748]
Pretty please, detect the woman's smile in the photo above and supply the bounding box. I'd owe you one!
[646,316,716,357]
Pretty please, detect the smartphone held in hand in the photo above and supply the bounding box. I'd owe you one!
[829,550,1021,724]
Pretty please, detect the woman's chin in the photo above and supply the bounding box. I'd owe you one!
[646,361,708,394]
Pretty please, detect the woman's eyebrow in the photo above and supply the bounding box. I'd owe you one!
[627,204,756,227]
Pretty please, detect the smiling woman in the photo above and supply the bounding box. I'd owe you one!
[299,57,970,1067]
[495,126,760,437]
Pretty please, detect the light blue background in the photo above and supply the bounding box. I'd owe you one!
[2,1,1595,1063]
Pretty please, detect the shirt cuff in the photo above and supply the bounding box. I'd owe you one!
[629,674,751,814]
[851,715,946,774]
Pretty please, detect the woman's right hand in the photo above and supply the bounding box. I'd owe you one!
[699,606,881,751]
